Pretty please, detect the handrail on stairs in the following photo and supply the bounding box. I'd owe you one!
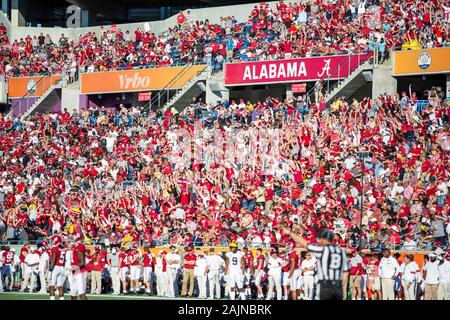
[22,78,63,117]
[143,61,196,115]
[143,62,208,115]
[10,75,62,116]
[305,50,371,105]
[166,67,208,106]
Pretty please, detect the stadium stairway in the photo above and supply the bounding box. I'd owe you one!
[325,59,373,104]
[22,80,62,117]
[163,68,209,112]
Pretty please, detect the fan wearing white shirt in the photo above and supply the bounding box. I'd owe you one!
[423,253,440,300]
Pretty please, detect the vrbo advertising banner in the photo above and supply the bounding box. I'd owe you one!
[80,65,207,94]
[224,53,369,86]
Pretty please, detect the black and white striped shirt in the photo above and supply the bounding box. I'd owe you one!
[307,244,349,281]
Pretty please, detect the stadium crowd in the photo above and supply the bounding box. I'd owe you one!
[0,0,450,76]
[0,0,449,303]
[0,90,449,249]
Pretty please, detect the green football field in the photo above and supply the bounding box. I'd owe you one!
[0,292,203,300]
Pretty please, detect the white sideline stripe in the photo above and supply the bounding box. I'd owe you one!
[0,292,199,300]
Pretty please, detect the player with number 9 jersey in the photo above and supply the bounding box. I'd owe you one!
[225,243,246,300]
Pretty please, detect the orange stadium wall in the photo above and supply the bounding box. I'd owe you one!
[8,75,62,98]
[393,47,450,76]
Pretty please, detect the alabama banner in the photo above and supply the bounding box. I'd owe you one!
[224,53,369,86]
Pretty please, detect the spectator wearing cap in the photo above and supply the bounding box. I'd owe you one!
[181,245,197,297]
[379,249,400,300]
[423,253,440,300]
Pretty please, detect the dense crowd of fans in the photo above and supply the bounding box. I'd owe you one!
[0,89,449,251]
[0,0,449,76]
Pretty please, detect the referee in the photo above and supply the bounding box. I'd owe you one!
[282,227,349,300]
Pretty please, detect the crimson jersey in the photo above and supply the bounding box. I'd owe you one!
[281,256,290,272]
[2,250,14,265]
[51,246,65,267]
[72,243,87,272]
[142,253,154,267]
[254,254,265,270]
[289,252,299,270]
[128,250,140,266]
[297,253,303,269]
[119,252,129,268]
[244,252,254,270]
[19,247,29,263]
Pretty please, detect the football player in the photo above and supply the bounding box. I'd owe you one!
[128,244,141,294]
[119,246,130,294]
[49,235,66,300]
[224,242,246,300]
[69,233,88,300]
[142,247,155,295]
[254,248,266,300]
[243,246,254,299]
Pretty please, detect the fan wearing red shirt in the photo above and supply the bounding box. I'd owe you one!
[119,247,130,294]
[49,235,65,300]
[70,233,87,300]
[243,247,254,299]
[128,244,141,294]
[142,247,155,295]
[181,245,197,297]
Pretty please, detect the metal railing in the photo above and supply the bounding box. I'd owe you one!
[143,62,207,114]
[304,51,371,104]
[10,75,62,116]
